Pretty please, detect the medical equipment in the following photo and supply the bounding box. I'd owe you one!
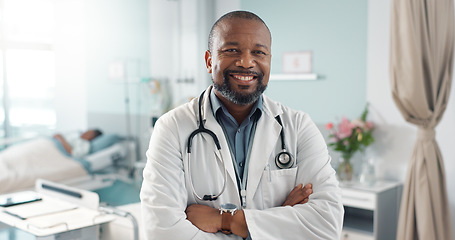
[187,91,227,201]
[274,116,294,169]
[187,90,295,203]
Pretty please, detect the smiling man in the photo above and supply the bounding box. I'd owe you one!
[141,11,344,239]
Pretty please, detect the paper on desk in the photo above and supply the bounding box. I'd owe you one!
[1,197,115,237]
[4,197,77,219]
[26,207,109,230]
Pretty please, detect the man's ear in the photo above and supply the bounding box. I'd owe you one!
[205,50,212,74]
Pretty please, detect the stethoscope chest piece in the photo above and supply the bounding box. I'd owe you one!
[274,115,294,169]
[275,150,294,169]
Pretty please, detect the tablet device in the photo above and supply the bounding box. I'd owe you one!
[0,191,42,208]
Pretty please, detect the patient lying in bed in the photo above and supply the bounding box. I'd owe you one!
[0,129,121,194]
[52,129,103,158]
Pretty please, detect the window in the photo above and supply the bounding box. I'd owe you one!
[0,0,56,146]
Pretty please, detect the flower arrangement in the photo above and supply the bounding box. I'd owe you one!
[326,105,375,161]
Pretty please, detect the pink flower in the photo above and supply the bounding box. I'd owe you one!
[365,121,374,130]
[351,118,365,128]
[326,122,334,130]
[327,106,375,158]
[336,117,354,139]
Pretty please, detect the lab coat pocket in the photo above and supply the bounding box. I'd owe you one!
[261,167,298,208]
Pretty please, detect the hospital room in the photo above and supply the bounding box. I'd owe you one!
[0,0,454,239]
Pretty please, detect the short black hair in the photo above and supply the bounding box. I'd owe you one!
[92,129,103,138]
[208,10,271,52]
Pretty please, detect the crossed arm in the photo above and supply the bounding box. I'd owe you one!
[185,183,313,238]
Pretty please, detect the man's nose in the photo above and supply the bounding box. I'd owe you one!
[235,52,256,68]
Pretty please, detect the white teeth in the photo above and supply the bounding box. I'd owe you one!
[234,75,254,81]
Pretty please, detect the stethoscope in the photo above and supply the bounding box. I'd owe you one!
[187,90,294,204]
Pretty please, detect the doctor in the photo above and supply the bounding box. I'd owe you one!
[141,11,344,239]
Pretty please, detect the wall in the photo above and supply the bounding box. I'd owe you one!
[85,0,150,115]
[84,0,151,155]
[215,0,240,19]
[54,0,150,139]
[149,0,215,109]
[241,0,368,123]
[54,0,87,132]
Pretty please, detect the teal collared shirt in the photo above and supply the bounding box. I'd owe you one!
[210,89,261,240]
[209,89,263,179]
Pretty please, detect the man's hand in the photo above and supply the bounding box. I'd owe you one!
[185,204,221,233]
[186,204,248,238]
[282,183,313,207]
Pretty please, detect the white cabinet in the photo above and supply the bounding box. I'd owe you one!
[340,181,402,240]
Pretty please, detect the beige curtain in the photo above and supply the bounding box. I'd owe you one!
[390,0,454,239]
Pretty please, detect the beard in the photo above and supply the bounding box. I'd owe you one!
[212,70,267,106]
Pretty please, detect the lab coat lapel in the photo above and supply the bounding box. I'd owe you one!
[199,87,239,196]
[246,97,282,204]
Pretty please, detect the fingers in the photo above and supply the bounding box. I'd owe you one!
[299,197,309,204]
[302,183,313,199]
[282,183,313,207]
[288,183,304,197]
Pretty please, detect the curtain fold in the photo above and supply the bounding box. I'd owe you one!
[390,0,454,239]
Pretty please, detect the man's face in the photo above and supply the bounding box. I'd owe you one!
[205,18,272,106]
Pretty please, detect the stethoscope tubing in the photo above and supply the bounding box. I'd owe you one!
[187,91,226,201]
[187,150,227,201]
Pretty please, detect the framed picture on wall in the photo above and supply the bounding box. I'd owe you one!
[282,51,312,73]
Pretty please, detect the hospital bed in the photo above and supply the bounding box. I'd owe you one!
[0,134,137,194]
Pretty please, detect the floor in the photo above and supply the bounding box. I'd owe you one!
[94,179,142,207]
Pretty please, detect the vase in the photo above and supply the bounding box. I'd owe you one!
[359,157,376,186]
[337,157,353,184]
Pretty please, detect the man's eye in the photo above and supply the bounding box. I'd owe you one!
[225,49,237,53]
[253,50,266,55]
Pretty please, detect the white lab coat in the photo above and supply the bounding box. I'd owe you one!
[140,86,344,240]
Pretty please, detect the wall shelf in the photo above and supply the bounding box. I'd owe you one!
[269,73,318,81]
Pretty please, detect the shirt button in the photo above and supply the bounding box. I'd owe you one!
[237,129,241,133]
[239,162,244,167]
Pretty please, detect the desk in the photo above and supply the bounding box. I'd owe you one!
[340,181,402,240]
[0,180,114,240]
[0,222,104,240]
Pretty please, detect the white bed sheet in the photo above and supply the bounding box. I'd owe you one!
[0,138,88,194]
